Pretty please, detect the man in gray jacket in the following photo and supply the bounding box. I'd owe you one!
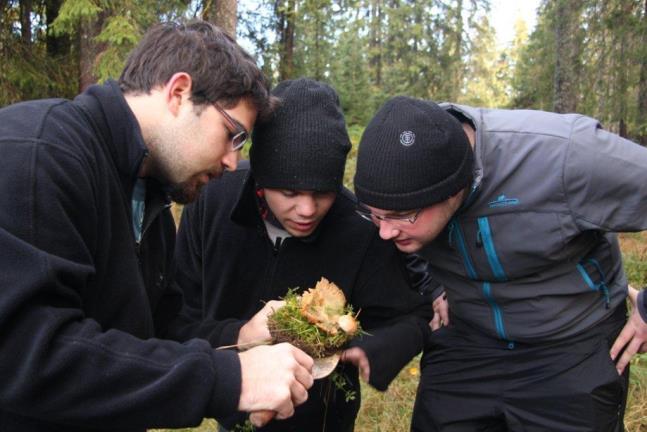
[353,96,647,431]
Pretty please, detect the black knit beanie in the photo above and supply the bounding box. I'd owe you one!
[250,78,351,192]
[354,96,474,210]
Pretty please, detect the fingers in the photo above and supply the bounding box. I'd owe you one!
[289,344,314,375]
[340,347,370,381]
[610,322,633,361]
[430,314,441,331]
[358,355,370,382]
[431,292,449,330]
[615,337,641,375]
[238,343,314,419]
[238,301,287,346]
[611,305,647,374]
[291,363,314,398]
[249,410,275,428]
[439,301,450,327]
[264,300,286,315]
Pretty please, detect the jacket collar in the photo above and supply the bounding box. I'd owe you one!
[438,102,485,212]
[439,102,484,191]
[73,80,150,201]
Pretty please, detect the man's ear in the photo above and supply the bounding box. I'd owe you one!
[164,72,193,117]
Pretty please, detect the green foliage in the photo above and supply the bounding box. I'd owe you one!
[241,0,496,126]
[510,1,555,110]
[343,124,363,191]
[96,15,140,45]
[94,15,141,79]
[0,14,78,105]
[51,0,102,35]
[51,0,189,82]
[511,0,647,141]
[330,370,357,402]
[461,16,509,107]
[230,420,256,432]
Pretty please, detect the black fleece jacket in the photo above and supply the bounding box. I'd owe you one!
[0,82,240,431]
[166,164,434,431]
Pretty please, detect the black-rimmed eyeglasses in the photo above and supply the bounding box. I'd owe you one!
[355,205,422,225]
[213,103,249,152]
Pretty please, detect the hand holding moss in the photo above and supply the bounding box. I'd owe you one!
[238,300,285,346]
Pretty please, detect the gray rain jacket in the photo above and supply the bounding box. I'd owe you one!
[420,103,647,344]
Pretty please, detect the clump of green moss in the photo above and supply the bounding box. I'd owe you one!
[268,288,360,358]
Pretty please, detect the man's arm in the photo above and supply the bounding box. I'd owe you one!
[565,116,647,232]
[0,142,313,428]
[346,234,434,390]
[564,118,647,372]
[163,198,250,346]
[405,254,449,330]
[0,143,241,428]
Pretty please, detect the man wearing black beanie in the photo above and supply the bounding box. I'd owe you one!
[354,96,647,431]
[166,79,433,431]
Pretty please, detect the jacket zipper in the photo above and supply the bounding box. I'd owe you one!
[477,217,507,282]
[477,216,514,348]
[449,218,478,280]
[482,282,509,341]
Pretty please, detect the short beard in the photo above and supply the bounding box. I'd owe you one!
[165,180,201,204]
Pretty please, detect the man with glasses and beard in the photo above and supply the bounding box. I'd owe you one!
[0,21,314,432]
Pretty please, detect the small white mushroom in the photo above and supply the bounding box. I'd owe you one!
[337,314,358,335]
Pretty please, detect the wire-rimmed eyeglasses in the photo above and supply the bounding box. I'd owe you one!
[355,205,422,224]
[213,103,249,152]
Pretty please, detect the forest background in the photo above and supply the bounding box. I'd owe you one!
[1,0,646,431]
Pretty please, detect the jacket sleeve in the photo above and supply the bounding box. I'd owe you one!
[164,197,246,347]
[349,233,433,391]
[564,116,647,232]
[405,253,445,299]
[0,140,240,429]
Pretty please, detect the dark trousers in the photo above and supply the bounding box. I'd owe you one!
[411,306,628,432]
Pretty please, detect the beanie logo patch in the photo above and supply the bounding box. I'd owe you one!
[399,131,416,147]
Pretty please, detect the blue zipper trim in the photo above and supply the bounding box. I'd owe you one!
[449,219,478,280]
[477,217,513,347]
[576,263,596,290]
[477,217,508,282]
[483,282,508,340]
[576,259,611,308]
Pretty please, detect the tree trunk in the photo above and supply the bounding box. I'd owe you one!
[448,0,463,101]
[46,0,70,58]
[20,0,32,46]
[79,12,107,92]
[277,0,295,81]
[369,0,382,86]
[314,11,321,81]
[614,5,629,138]
[0,0,9,52]
[638,0,647,145]
[203,0,237,37]
[552,0,582,113]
